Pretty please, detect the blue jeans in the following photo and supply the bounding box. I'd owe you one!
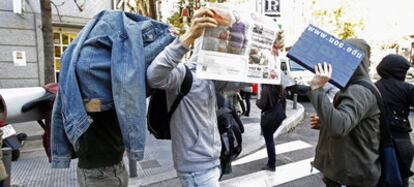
[263,131,276,168]
[177,166,221,187]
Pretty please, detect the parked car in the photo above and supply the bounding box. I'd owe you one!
[280,58,313,100]
[407,67,414,80]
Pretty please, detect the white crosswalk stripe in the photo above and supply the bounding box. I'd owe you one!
[222,140,319,187]
[232,140,313,166]
[221,158,319,187]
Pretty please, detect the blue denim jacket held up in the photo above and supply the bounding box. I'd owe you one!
[51,10,175,168]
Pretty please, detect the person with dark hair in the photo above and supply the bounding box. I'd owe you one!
[375,54,414,187]
[256,84,286,171]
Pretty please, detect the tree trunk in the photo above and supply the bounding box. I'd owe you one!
[147,0,157,19]
[40,0,55,83]
[137,0,157,19]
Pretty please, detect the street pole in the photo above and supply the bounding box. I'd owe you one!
[293,93,298,109]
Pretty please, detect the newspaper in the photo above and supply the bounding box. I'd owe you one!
[196,3,281,84]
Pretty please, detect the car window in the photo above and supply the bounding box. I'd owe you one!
[289,60,305,71]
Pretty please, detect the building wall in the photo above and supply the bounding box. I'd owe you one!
[51,0,112,27]
[0,0,42,88]
[0,0,112,88]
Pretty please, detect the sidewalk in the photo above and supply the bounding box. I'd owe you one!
[10,99,304,187]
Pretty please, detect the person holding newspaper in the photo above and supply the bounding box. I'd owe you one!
[147,6,285,186]
[147,8,239,187]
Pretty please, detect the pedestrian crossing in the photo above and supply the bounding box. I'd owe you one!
[220,140,320,187]
[232,140,313,166]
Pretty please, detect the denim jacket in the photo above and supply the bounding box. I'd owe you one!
[51,10,175,168]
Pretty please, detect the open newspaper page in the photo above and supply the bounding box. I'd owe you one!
[196,3,281,84]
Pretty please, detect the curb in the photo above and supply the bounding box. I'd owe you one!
[275,100,305,138]
[138,100,305,187]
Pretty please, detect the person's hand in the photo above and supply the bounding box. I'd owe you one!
[180,8,218,48]
[274,31,285,49]
[310,62,332,90]
[310,113,320,129]
[272,31,284,56]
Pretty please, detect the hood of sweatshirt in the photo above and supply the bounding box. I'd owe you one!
[376,54,410,81]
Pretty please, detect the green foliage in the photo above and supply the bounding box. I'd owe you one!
[166,0,232,35]
[167,12,186,35]
[311,0,364,40]
[337,22,357,40]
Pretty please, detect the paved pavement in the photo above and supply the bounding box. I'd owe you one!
[8,99,304,187]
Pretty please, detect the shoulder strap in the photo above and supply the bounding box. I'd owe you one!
[354,80,393,146]
[215,93,226,109]
[167,65,193,119]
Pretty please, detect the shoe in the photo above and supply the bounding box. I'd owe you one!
[261,165,275,172]
[244,113,249,117]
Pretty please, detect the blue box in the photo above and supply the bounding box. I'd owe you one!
[287,25,365,89]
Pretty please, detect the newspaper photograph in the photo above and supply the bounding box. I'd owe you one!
[196,3,281,85]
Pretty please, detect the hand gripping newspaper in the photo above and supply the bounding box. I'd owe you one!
[196,3,281,85]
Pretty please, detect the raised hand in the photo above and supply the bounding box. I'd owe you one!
[180,8,218,48]
[310,62,332,90]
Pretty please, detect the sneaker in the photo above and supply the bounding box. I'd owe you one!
[261,165,275,172]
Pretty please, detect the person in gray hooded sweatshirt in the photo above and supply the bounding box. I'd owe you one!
[308,39,381,187]
[147,7,284,186]
[147,8,246,187]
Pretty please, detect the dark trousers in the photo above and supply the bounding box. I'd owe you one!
[240,91,251,116]
[263,130,275,168]
[239,95,245,115]
[393,137,414,187]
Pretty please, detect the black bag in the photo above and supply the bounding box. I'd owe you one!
[216,93,244,176]
[260,103,286,133]
[355,81,403,187]
[147,65,192,140]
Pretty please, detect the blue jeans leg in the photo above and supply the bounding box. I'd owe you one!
[177,166,221,187]
[263,131,276,168]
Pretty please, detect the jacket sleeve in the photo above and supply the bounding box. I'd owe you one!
[256,99,264,110]
[256,87,269,110]
[307,85,377,138]
[147,38,190,91]
[408,83,414,107]
[50,92,73,168]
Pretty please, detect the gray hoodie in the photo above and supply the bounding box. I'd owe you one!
[147,39,241,172]
[307,39,381,186]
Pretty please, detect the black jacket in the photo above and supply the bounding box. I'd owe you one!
[375,54,414,134]
[256,84,286,112]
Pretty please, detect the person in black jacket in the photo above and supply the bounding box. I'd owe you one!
[375,54,414,187]
[256,84,286,171]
